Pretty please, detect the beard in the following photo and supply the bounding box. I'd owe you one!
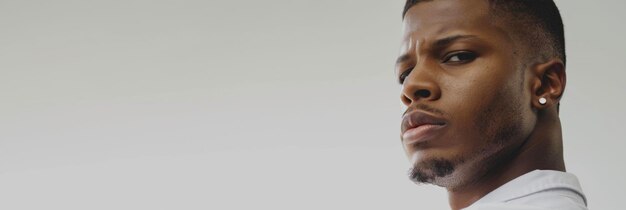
[409,157,456,183]
[408,87,527,189]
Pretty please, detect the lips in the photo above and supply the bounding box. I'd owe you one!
[401,111,447,144]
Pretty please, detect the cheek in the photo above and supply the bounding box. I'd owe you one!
[442,65,522,142]
[447,55,524,110]
[444,71,504,129]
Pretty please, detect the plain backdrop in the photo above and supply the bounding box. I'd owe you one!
[0,0,624,209]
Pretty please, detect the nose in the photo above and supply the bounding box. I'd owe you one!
[400,64,441,106]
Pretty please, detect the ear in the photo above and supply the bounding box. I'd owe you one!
[531,59,566,109]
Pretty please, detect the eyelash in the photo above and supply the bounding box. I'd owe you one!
[399,69,411,84]
[442,51,477,64]
[398,51,477,84]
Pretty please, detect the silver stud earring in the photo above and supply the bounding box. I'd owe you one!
[539,97,547,105]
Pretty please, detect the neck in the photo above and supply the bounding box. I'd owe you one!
[447,111,565,210]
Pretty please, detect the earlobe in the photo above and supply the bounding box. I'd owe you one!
[533,96,550,109]
[531,59,566,109]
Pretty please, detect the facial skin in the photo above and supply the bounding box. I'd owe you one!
[398,0,534,189]
[396,2,570,207]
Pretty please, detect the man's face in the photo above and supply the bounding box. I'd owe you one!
[397,0,535,188]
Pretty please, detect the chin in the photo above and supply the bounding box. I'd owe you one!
[408,150,492,190]
[409,159,459,188]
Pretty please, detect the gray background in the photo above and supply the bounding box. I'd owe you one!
[0,0,624,209]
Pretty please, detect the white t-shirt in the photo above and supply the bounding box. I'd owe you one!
[463,170,588,210]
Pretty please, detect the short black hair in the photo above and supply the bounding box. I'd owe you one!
[403,0,566,65]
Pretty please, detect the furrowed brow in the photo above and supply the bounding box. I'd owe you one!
[432,35,478,49]
[396,35,477,65]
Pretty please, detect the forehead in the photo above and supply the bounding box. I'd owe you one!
[401,0,498,48]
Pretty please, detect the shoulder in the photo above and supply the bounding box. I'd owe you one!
[464,186,588,210]
[463,202,585,210]
[463,203,544,210]
[465,170,588,210]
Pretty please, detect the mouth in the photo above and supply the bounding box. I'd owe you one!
[401,111,447,144]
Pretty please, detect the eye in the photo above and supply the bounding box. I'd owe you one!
[398,68,412,84]
[442,51,477,64]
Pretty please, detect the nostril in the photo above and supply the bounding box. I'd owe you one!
[402,95,412,105]
[416,89,431,98]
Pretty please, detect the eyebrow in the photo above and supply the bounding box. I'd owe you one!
[433,35,477,49]
[395,35,478,65]
[395,54,412,65]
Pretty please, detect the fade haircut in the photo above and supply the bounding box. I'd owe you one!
[403,0,566,65]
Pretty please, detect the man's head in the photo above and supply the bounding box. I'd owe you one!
[397,0,566,190]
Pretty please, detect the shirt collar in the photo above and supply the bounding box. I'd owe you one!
[472,170,587,206]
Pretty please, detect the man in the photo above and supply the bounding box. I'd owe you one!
[396,0,587,209]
